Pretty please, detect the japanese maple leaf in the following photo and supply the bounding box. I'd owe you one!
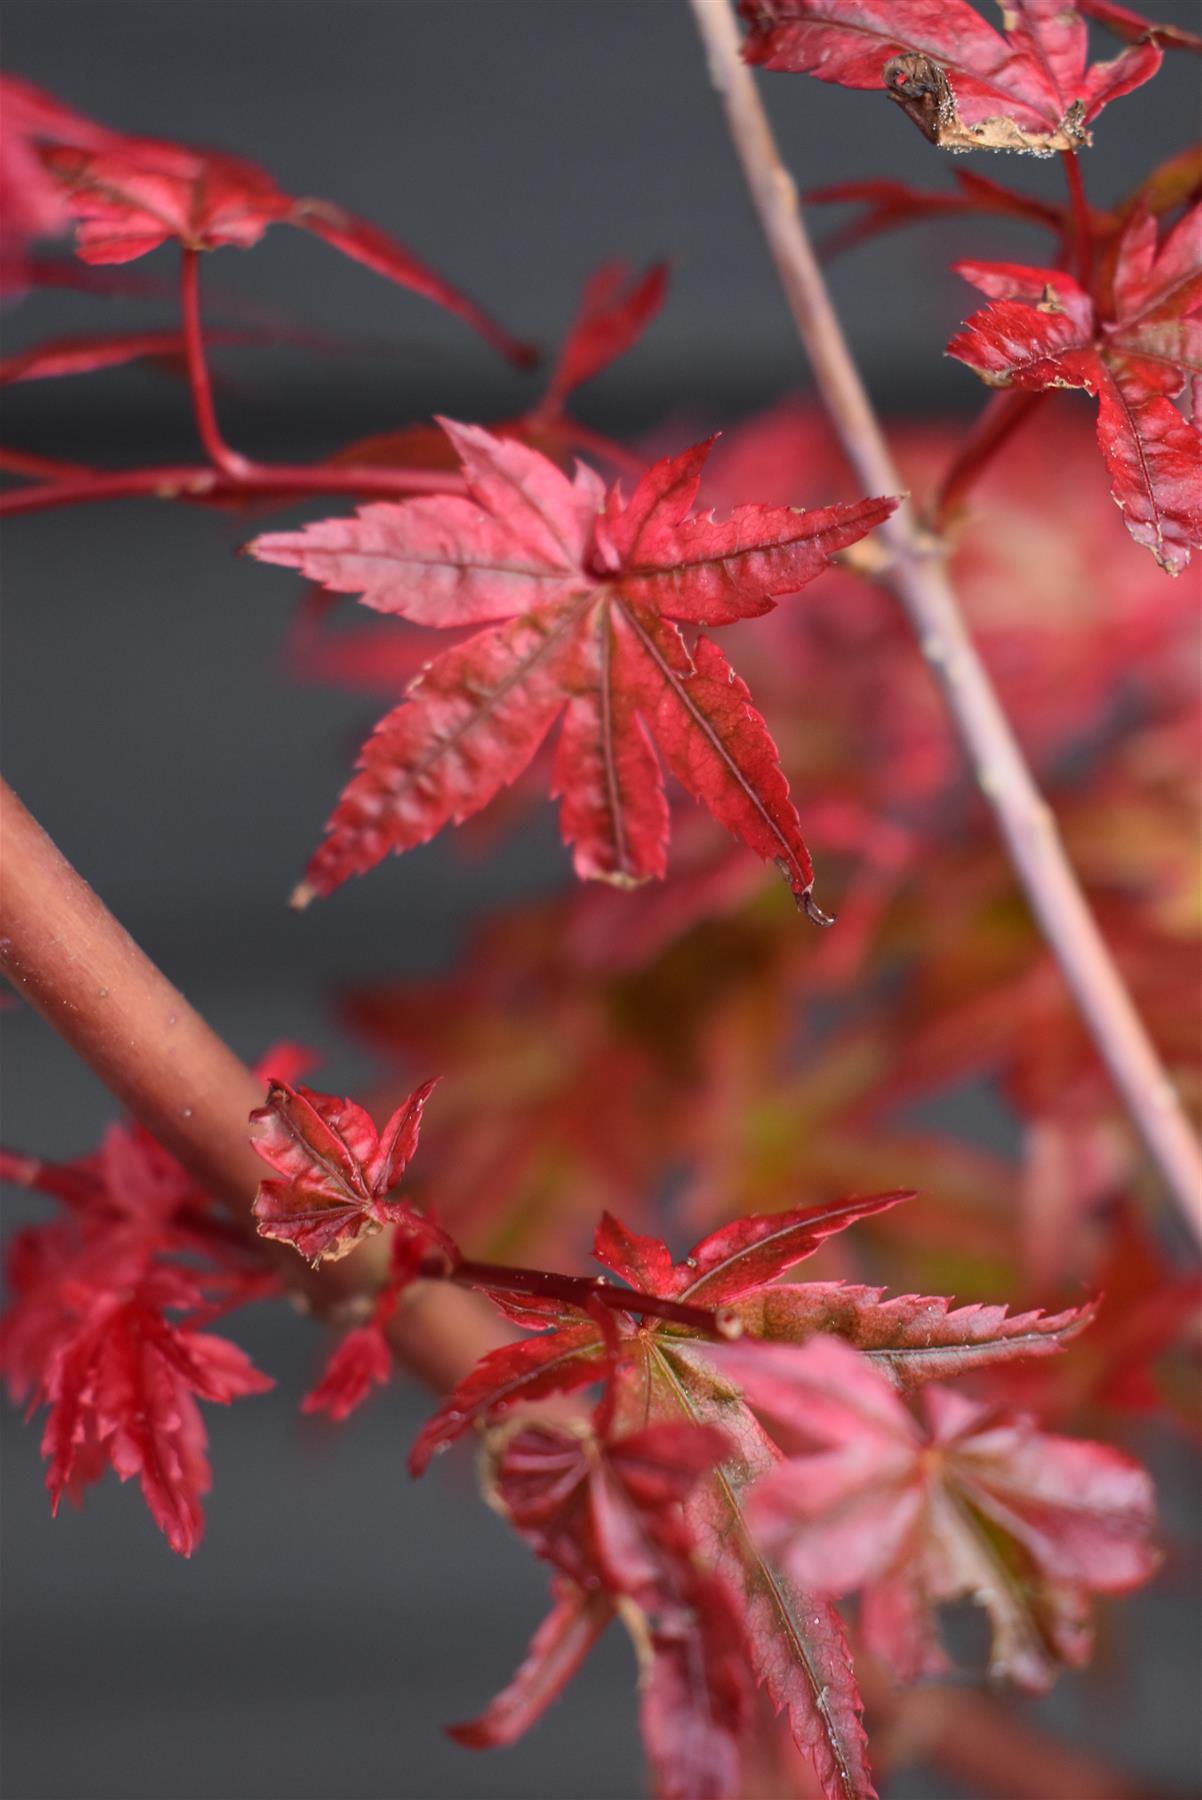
[452,1413,749,1800]
[20,87,529,364]
[249,1077,439,1264]
[2,1249,272,1556]
[0,1045,315,1551]
[947,203,1202,571]
[716,1334,1158,1692]
[739,1,1161,153]
[248,420,895,908]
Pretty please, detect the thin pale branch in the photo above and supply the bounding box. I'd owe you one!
[688,0,1202,1249]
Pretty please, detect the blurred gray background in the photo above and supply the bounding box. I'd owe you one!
[2,4,1199,1797]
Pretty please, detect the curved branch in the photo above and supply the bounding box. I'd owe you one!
[0,779,506,1389]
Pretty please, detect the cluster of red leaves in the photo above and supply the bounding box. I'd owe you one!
[0,74,530,365]
[327,404,1200,1462]
[730,5,1202,572]
[2,30,1198,1800]
[395,1198,1137,1800]
[0,1050,454,1540]
[0,1115,278,1556]
[947,203,1202,571]
[232,1070,1145,1798]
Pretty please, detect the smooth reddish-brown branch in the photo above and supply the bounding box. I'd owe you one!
[0,779,506,1389]
[689,0,1202,1249]
[443,1255,743,1338]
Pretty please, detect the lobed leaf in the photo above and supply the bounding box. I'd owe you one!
[249,422,895,901]
[738,0,1160,151]
[249,1077,437,1263]
[729,1280,1097,1383]
[594,1192,913,1304]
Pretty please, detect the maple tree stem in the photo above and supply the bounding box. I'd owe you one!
[0,778,505,1388]
[1061,150,1093,289]
[0,446,95,481]
[689,0,1202,1250]
[931,389,1046,531]
[179,249,251,479]
[448,1255,736,1337]
[0,458,465,516]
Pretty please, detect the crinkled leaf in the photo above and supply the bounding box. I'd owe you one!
[948,215,1202,569]
[249,1077,437,1263]
[738,0,1161,152]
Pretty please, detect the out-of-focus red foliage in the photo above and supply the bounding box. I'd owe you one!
[719,1334,1158,1690]
[0,73,530,363]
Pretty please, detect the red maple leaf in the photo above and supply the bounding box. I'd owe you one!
[946,202,1202,571]
[717,1333,1158,1692]
[0,1047,314,1550]
[17,88,530,364]
[15,1261,271,1557]
[450,1410,749,1800]
[249,1077,439,1264]
[248,421,894,909]
[739,1,1161,153]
